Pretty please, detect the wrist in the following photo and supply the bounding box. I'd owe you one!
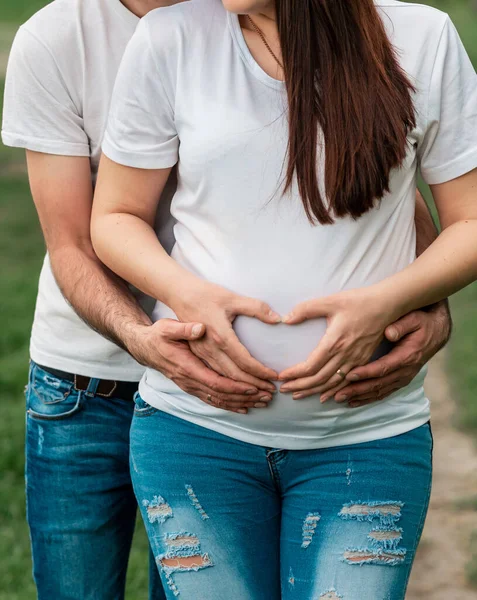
[426,299,452,344]
[365,282,406,326]
[162,271,209,314]
[167,277,223,318]
[122,322,155,365]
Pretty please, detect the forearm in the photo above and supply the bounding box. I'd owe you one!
[92,212,203,311]
[50,241,152,353]
[377,220,477,321]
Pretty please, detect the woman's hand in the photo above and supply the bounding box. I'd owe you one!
[170,280,281,398]
[278,287,394,399]
[320,302,451,407]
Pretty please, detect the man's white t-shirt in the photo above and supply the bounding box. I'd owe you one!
[2,0,176,381]
[103,0,477,449]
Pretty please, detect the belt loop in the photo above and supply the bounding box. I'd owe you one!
[85,377,100,397]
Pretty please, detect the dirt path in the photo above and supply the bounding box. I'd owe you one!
[407,352,477,599]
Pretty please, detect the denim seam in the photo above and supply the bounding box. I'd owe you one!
[134,406,160,418]
[265,451,284,489]
[400,432,433,597]
[26,391,84,421]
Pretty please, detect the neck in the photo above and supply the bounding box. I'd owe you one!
[120,0,178,18]
[252,8,276,22]
[246,9,278,36]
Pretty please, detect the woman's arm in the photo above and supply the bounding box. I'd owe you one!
[278,168,477,396]
[92,156,280,403]
[379,170,477,316]
[319,190,452,407]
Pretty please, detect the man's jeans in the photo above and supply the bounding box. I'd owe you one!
[131,398,433,600]
[25,361,166,600]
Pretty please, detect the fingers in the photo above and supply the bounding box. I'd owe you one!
[290,379,349,401]
[232,296,281,325]
[157,319,206,341]
[346,337,424,383]
[280,360,354,398]
[385,311,423,342]
[180,349,275,401]
[279,335,333,381]
[216,328,278,382]
[347,384,401,408]
[198,390,273,414]
[200,393,248,414]
[170,359,274,410]
[346,354,402,383]
[330,367,416,405]
[281,297,332,325]
[189,338,276,393]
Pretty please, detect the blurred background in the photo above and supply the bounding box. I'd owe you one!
[1,1,477,598]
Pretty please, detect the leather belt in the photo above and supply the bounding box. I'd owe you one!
[37,364,138,402]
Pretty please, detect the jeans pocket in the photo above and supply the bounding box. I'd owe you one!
[27,364,83,421]
[133,392,159,418]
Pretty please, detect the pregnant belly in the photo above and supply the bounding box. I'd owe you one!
[151,302,398,436]
[233,315,328,373]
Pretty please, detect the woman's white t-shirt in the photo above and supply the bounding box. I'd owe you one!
[103,0,477,449]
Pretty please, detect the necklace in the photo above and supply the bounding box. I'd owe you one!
[246,15,283,70]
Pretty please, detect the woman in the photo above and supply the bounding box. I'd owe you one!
[92,0,477,598]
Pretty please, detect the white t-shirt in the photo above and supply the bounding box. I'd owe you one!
[2,0,176,381]
[103,0,477,448]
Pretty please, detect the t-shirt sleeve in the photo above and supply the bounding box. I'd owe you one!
[418,17,477,185]
[1,26,89,156]
[102,19,179,170]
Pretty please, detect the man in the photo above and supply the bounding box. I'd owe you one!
[1,0,451,597]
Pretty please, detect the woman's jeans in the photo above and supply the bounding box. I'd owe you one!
[25,362,165,600]
[130,396,433,600]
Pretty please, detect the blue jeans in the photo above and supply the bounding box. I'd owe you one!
[25,362,166,600]
[130,396,433,600]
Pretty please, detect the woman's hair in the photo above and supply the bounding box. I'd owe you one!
[275,0,416,224]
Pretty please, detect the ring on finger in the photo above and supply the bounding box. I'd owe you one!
[207,394,213,402]
[336,368,347,380]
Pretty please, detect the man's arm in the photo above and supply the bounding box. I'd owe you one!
[394,191,451,338]
[26,152,154,347]
[25,151,271,412]
[321,190,452,406]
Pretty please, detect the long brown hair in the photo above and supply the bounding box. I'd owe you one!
[275,0,416,224]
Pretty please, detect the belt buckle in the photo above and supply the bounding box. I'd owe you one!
[96,380,118,398]
[74,375,117,398]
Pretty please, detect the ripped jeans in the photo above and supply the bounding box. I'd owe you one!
[130,398,432,600]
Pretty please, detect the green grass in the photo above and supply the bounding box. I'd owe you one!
[1,0,477,597]
[0,1,51,23]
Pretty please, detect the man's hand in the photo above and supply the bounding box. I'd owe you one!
[127,319,273,414]
[320,302,452,408]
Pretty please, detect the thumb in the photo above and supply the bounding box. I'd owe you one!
[385,312,421,342]
[157,319,206,341]
[282,297,332,325]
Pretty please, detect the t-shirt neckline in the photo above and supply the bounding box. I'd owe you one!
[112,1,140,28]
[227,12,285,91]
